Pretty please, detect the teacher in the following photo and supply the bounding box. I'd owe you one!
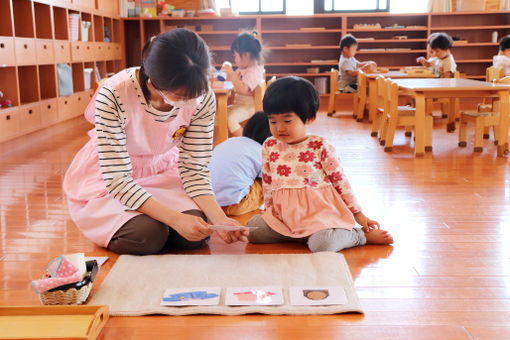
[63,29,246,255]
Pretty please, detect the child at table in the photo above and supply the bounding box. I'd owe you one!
[209,112,272,216]
[417,33,456,78]
[247,76,393,252]
[493,34,510,76]
[222,31,265,137]
[416,33,439,70]
[338,34,377,93]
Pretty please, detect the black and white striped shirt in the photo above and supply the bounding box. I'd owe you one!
[94,68,216,211]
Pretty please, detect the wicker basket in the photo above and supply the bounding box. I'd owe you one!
[39,282,92,305]
[38,260,98,305]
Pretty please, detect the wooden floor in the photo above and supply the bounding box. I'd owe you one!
[1,110,510,340]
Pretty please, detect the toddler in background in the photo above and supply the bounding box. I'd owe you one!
[338,34,377,93]
[209,112,272,216]
[417,32,456,78]
[247,76,393,252]
[222,31,265,137]
[493,34,510,76]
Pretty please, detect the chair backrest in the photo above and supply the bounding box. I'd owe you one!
[253,82,265,112]
[267,76,277,87]
[329,68,339,94]
[375,75,386,110]
[357,69,367,100]
[486,66,504,82]
[495,76,510,84]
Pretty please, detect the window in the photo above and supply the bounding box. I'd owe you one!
[323,0,389,12]
[216,0,285,14]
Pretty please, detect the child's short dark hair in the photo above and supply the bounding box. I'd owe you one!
[430,33,452,50]
[340,34,358,50]
[500,34,510,51]
[230,31,265,64]
[243,111,272,145]
[263,76,319,124]
[140,28,211,100]
[427,32,439,45]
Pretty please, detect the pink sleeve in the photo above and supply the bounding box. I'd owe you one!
[320,141,361,214]
[261,141,273,210]
[241,66,264,91]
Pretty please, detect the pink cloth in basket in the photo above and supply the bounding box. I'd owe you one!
[32,256,83,294]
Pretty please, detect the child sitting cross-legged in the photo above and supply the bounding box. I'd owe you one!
[247,76,393,252]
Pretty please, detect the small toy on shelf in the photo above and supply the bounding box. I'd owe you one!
[353,23,381,30]
[157,0,175,16]
[0,91,12,108]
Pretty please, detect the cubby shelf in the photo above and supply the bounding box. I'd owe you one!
[0,0,124,143]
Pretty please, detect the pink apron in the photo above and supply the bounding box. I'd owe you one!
[63,70,200,247]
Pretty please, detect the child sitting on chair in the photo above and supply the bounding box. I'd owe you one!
[417,33,456,78]
[222,31,265,137]
[338,34,377,93]
[416,33,439,70]
[247,76,393,252]
[493,34,510,76]
[209,112,272,216]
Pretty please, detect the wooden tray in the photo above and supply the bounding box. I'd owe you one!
[0,305,108,340]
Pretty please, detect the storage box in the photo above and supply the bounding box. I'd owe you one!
[84,68,93,90]
[456,0,485,11]
[68,14,80,41]
[314,77,327,95]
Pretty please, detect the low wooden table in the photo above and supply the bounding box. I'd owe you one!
[393,78,510,157]
[365,71,436,124]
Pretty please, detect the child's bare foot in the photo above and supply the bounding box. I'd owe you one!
[364,229,394,245]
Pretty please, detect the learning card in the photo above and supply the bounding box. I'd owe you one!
[161,287,221,306]
[225,286,284,306]
[289,286,347,306]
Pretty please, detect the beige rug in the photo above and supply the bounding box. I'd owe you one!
[88,252,363,316]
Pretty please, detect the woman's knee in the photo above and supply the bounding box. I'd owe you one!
[108,214,169,255]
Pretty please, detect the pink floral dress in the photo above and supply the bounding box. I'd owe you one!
[261,136,361,238]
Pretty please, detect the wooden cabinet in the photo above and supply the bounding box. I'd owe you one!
[123,11,510,84]
[0,0,121,143]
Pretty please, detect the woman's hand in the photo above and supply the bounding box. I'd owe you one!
[171,212,213,242]
[212,217,249,244]
[354,212,380,233]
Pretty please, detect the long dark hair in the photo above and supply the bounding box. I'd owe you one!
[139,28,212,100]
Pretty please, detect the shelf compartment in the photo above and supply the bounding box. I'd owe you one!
[0,67,19,107]
[143,20,161,45]
[0,0,14,36]
[53,6,68,40]
[38,65,57,100]
[18,65,39,104]
[15,38,37,65]
[124,20,141,67]
[104,17,113,42]
[94,15,104,42]
[18,102,42,134]
[0,37,16,67]
[57,95,75,121]
[0,107,20,142]
[40,98,59,126]
[36,39,55,64]
[262,31,341,48]
[112,19,120,42]
[163,17,257,33]
[72,62,85,92]
[34,2,52,39]
[12,0,35,38]
[260,17,340,31]
[431,13,510,27]
[54,41,71,63]
[347,15,428,30]
[81,12,93,42]
[96,61,106,80]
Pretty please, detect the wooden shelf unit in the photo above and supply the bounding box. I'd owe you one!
[123,11,509,91]
[0,0,124,143]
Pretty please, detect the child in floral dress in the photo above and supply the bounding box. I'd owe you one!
[247,76,393,252]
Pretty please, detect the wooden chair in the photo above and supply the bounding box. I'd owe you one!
[267,76,277,87]
[427,71,460,131]
[479,66,503,138]
[458,76,510,152]
[381,78,433,152]
[370,75,386,138]
[253,83,265,112]
[327,68,358,117]
[353,69,368,121]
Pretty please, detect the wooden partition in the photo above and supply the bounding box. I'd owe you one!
[0,0,123,143]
